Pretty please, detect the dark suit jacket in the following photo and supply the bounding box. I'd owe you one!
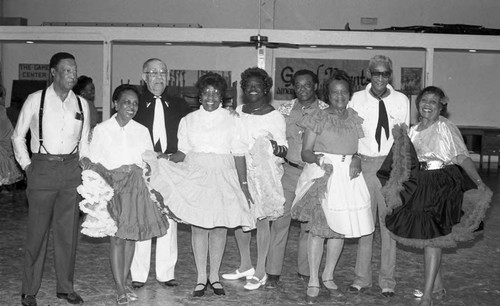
[134,88,191,154]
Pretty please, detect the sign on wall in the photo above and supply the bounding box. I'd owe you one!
[274,58,370,101]
[400,67,423,96]
[19,64,50,81]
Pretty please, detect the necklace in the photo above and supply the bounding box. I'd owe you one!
[245,103,267,114]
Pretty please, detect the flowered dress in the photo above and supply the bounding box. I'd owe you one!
[378,119,491,248]
[291,108,374,238]
[236,105,287,221]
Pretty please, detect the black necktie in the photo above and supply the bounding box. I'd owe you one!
[373,90,389,152]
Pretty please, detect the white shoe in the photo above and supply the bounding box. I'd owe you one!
[244,274,268,290]
[222,267,255,280]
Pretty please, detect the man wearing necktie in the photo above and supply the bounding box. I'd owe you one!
[347,55,410,298]
[131,58,191,289]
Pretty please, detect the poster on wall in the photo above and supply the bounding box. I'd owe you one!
[400,67,422,97]
[274,58,369,101]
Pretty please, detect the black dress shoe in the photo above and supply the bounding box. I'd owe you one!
[265,274,280,289]
[21,294,37,306]
[192,281,208,297]
[297,272,310,282]
[381,291,395,298]
[132,281,145,289]
[305,285,320,304]
[164,279,179,287]
[56,292,84,304]
[209,280,226,296]
[347,285,368,294]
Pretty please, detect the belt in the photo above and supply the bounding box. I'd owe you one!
[284,158,304,170]
[34,153,78,162]
[359,154,387,162]
[419,161,445,171]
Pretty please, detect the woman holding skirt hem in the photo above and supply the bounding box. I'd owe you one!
[291,70,374,303]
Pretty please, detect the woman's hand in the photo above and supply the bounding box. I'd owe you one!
[314,153,324,167]
[476,180,487,191]
[157,153,170,160]
[349,155,362,180]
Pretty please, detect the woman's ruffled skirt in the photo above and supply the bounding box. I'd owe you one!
[0,141,23,186]
[246,136,285,221]
[77,159,169,240]
[291,153,374,239]
[142,151,255,230]
[385,165,491,248]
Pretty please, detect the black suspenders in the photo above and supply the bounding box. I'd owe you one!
[38,89,84,154]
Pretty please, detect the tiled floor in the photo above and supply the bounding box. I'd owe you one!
[1,167,499,306]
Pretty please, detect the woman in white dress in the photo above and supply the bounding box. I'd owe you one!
[142,72,254,297]
[222,67,287,290]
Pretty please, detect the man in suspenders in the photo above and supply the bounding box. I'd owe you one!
[12,52,90,306]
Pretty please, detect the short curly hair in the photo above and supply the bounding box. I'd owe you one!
[323,69,353,104]
[415,86,448,117]
[196,72,227,98]
[240,67,273,95]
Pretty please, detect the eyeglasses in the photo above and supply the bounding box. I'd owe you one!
[329,90,349,97]
[201,90,222,99]
[370,71,391,79]
[144,70,167,77]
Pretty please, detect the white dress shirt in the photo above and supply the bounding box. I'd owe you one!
[348,83,410,157]
[178,106,247,155]
[89,115,153,170]
[11,84,90,169]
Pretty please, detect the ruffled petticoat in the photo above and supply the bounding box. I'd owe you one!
[292,153,374,239]
[142,150,255,230]
[380,124,492,248]
[246,136,285,221]
[0,140,23,186]
[78,158,169,240]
